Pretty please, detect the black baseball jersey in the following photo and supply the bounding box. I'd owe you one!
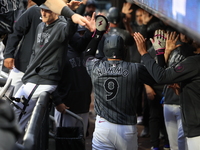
[86,57,153,125]
[142,53,200,137]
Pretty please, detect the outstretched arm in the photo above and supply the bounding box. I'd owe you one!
[32,0,92,29]
[164,31,181,64]
[134,32,199,84]
[122,3,134,35]
[84,15,109,61]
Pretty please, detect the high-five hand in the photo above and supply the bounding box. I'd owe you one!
[150,30,166,55]
[134,32,147,56]
[165,31,181,54]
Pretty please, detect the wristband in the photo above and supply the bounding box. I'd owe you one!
[92,30,104,39]
[155,48,165,55]
[61,6,75,18]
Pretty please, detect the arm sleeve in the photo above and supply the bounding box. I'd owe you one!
[61,6,75,18]
[86,57,99,77]
[137,63,156,85]
[76,4,86,15]
[52,88,65,106]
[141,53,199,84]
[84,30,106,74]
[83,30,104,62]
[124,31,134,46]
[156,54,166,68]
[64,18,77,39]
[4,7,34,59]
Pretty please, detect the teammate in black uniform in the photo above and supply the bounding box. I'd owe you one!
[84,15,155,150]
[134,30,200,150]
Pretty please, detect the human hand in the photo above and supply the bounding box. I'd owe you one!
[56,103,69,113]
[134,32,147,55]
[85,12,96,32]
[165,32,181,54]
[67,1,82,11]
[150,30,166,55]
[71,13,92,30]
[145,84,156,100]
[4,58,14,69]
[122,3,133,14]
[82,0,88,5]
[168,83,180,95]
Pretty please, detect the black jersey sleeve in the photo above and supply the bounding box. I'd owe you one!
[4,6,38,59]
[142,53,199,84]
[137,63,156,85]
[156,54,166,68]
[69,30,93,53]
[33,0,46,5]
[86,57,100,77]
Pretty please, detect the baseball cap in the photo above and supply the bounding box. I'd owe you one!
[39,4,51,10]
[86,0,97,7]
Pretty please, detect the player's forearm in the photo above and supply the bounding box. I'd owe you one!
[84,30,104,60]
[157,54,166,68]
[44,0,65,14]
[84,37,99,60]
[164,50,171,64]
[44,0,75,18]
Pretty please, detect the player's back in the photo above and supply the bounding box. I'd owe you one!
[90,59,140,125]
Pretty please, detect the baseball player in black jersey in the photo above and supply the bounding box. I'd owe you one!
[84,15,155,150]
[134,31,200,150]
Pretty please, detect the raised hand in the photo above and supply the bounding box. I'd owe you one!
[122,3,133,33]
[150,30,166,55]
[67,0,82,11]
[82,0,88,5]
[134,32,147,55]
[122,3,133,14]
[85,12,96,32]
[165,31,181,54]
[71,14,92,29]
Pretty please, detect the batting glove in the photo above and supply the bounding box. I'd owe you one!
[150,30,166,55]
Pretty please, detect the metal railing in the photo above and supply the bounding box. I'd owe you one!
[16,92,50,150]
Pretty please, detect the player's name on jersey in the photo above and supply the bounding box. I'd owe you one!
[95,66,129,77]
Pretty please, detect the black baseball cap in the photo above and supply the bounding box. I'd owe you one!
[39,4,51,10]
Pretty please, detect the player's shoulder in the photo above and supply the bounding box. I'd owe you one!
[86,56,101,66]
[178,54,200,67]
[122,61,139,66]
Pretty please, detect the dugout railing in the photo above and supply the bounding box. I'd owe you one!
[16,92,50,150]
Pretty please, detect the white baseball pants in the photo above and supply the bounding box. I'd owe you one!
[164,104,187,150]
[14,82,57,132]
[187,136,200,150]
[92,115,138,150]
[8,67,24,96]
